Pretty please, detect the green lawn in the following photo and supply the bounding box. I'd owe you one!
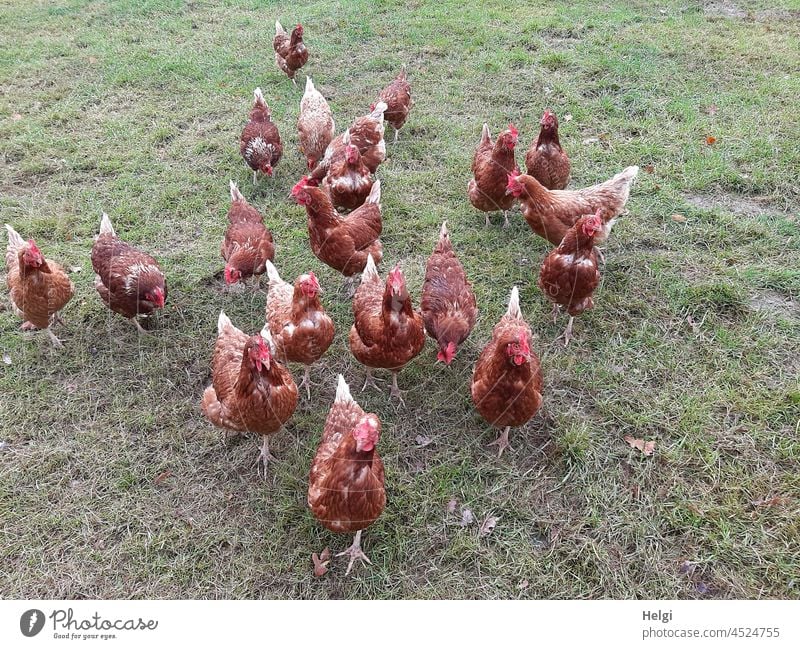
[1,0,798,599]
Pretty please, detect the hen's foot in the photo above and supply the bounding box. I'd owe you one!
[484,214,491,227]
[361,368,384,393]
[20,321,37,332]
[488,426,513,458]
[337,530,371,576]
[131,318,149,335]
[390,372,406,406]
[555,316,575,347]
[46,328,64,348]
[255,436,276,479]
[299,366,312,400]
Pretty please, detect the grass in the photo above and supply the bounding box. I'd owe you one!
[1,0,799,599]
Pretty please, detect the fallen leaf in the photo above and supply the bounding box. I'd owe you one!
[460,508,475,527]
[630,484,640,499]
[679,560,697,576]
[751,495,786,508]
[518,579,529,590]
[671,213,687,223]
[312,548,331,577]
[624,436,655,456]
[88,56,98,64]
[695,581,711,595]
[563,114,573,122]
[643,164,655,174]
[69,265,82,273]
[705,135,716,146]
[415,434,432,447]
[446,498,458,513]
[154,469,173,485]
[479,514,498,537]
[583,137,600,145]
[706,104,718,116]
[0,441,9,452]
[11,113,22,121]
[2,352,11,365]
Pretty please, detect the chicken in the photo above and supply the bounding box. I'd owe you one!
[538,211,603,346]
[240,88,283,184]
[468,123,519,227]
[421,221,477,365]
[297,76,335,170]
[372,66,412,143]
[308,375,385,575]
[525,110,570,190]
[201,311,298,476]
[322,130,374,212]
[273,21,308,85]
[291,176,383,279]
[507,165,639,246]
[309,102,387,181]
[91,213,166,334]
[222,181,275,287]
[264,261,335,398]
[348,255,425,403]
[471,287,543,457]
[4,224,74,347]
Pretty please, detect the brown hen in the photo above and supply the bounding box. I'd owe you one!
[222,181,275,287]
[297,76,335,170]
[373,66,412,143]
[273,21,308,84]
[467,123,519,227]
[240,88,283,184]
[525,110,571,190]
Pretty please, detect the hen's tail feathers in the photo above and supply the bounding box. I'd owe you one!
[335,374,353,403]
[229,180,244,203]
[265,259,282,284]
[5,223,24,254]
[275,20,285,35]
[305,76,315,95]
[254,87,266,104]
[616,165,639,187]
[506,286,522,320]
[439,220,449,240]
[99,213,116,237]
[259,325,277,354]
[480,123,490,145]
[399,64,407,80]
[218,310,232,335]
[342,129,351,146]
[370,101,388,121]
[365,179,381,205]
[362,254,379,283]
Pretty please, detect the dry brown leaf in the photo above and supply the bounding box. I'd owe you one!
[624,436,655,456]
[563,114,573,122]
[446,498,458,514]
[518,579,529,590]
[643,164,655,174]
[11,113,22,121]
[751,495,786,509]
[479,514,498,537]
[154,469,173,485]
[706,104,718,116]
[582,137,599,145]
[705,135,717,146]
[312,548,331,577]
[671,214,687,223]
[415,434,432,447]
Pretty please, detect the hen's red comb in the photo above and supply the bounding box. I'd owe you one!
[291,176,310,196]
[508,123,519,138]
[27,239,41,255]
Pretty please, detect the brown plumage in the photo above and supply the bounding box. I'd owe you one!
[538,212,603,346]
[221,181,275,286]
[471,287,543,457]
[91,213,166,334]
[5,224,74,346]
[508,166,639,246]
[240,88,283,183]
[291,177,383,277]
[265,261,335,398]
[467,123,519,227]
[308,375,385,575]
[297,76,335,170]
[421,221,477,365]
[201,311,298,476]
[273,21,308,83]
[322,130,374,212]
[309,102,387,181]
[348,256,425,402]
[525,110,571,190]
[373,66,412,143]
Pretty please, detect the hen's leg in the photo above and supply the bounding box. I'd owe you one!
[503,211,510,228]
[253,170,258,185]
[551,303,560,324]
[484,213,491,227]
[361,368,383,393]
[131,318,149,335]
[393,126,399,144]
[291,76,298,88]
[337,530,372,576]
[299,365,312,400]
[256,435,276,479]
[556,316,575,347]
[20,321,37,331]
[488,426,513,457]
[390,371,405,406]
